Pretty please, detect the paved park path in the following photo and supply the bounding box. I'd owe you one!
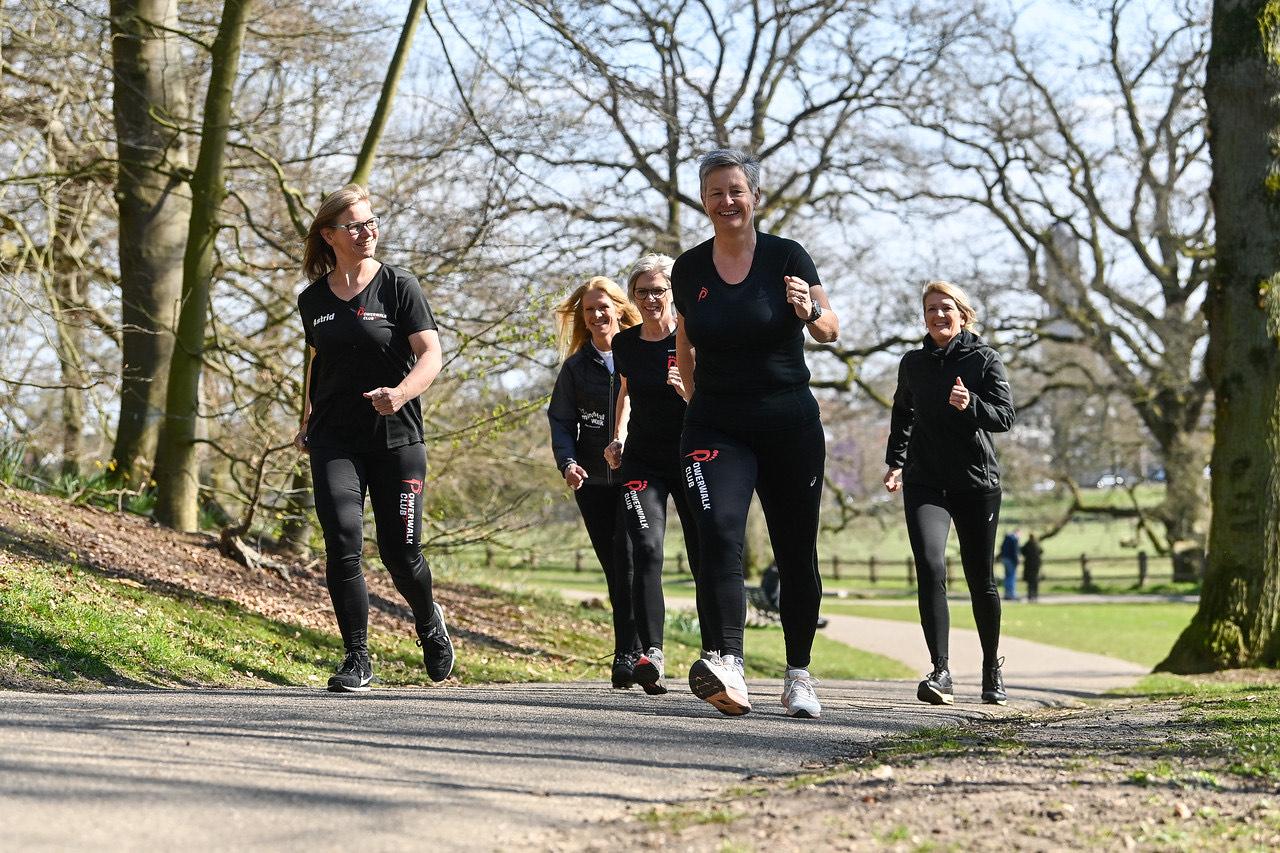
[1,595,1152,852]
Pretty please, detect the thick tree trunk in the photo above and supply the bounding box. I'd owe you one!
[1158,0,1280,672]
[1157,430,1209,582]
[153,0,253,530]
[108,0,191,486]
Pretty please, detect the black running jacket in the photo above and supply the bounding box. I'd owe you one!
[548,346,619,485]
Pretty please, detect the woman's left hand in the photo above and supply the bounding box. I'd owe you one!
[363,385,408,415]
[784,275,813,320]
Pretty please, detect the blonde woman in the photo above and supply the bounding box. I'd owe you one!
[295,184,452,692]
[548,276,643,688]
[884,280,1016,706]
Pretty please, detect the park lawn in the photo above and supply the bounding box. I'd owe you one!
[823,601,1195,668]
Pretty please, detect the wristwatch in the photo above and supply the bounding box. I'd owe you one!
[805,303,823,324]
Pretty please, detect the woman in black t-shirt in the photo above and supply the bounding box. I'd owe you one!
[603,253,702,695]
[295,183,454,692]
[548,276,643,688]
[672,149,841,719]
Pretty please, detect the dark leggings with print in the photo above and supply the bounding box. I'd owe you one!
[311,442,435,654]
[574,484,640,654]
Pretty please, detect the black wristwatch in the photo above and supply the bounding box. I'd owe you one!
[805,303,824,324]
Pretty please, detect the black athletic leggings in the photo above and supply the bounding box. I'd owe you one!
[573,484,640,654]
[681,418,825,668]
[619,453,700,651]
[903,484,1002,667]
[311,442,435,654]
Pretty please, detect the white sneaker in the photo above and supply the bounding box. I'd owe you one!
[633,647,667,696]
[688,651,752,716]
[782,668,821,719]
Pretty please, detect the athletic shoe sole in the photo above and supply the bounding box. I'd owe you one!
[982,694,1008,706]
[633,657,668,696]
[783,704,820,719]
[917,681,954,705]
[327,679,372,693]
[688,659,751,716]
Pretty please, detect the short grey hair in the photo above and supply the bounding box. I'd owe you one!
[626,252,675,297]
[698,148,761,194]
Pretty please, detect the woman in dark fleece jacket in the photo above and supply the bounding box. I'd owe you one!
[548,275,643,688]
[884,280,1015,707]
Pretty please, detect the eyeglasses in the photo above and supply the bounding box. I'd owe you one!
[635,287,670,300]
[328,217,379,236]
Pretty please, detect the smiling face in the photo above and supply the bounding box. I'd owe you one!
[321,200,378,266]
[630,269,673,324]
[700,165,759,234]
[581,287,621,346]
[924,290,967,347]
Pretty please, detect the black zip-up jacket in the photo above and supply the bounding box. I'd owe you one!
[548,346,618,485]
[886,329,1015,493]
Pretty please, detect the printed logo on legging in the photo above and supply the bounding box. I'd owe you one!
[684,449,719,463]
[685,462,712,511]
[399,479,422,544]
[624,480,648,492]
[623,488,650,530]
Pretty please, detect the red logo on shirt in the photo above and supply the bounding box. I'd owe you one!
[667,355,678,369]
[684,449,719,463]
[697,286,709,302]
[624,480,648,492]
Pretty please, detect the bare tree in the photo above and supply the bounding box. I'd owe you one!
[883,0,1212,580]
[1159,0,1280,671]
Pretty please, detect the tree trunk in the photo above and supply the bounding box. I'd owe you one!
[350,0,426,188]
[153,0,253,530]
[1158,0,1280,672]
[1157,430,1209,582]
[108,0,191,486]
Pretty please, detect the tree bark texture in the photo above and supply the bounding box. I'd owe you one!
[153,0,253,530]
[1159,0,1280,672]
[350,0,426,188]
[108,0,191,486]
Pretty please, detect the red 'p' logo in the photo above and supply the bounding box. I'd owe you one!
[684,449,719,463]
[624,480,648,492]
[402,479,423,494]
[697,286,709,302]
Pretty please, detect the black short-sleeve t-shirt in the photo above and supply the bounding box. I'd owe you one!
[612,324,685,457]
[298,263,437,451]
[671,231,822,430]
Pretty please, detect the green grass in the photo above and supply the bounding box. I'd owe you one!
[824,601,1194,667]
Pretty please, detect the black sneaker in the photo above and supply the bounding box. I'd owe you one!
[982,657,1007,705]
[611,649,641,689]
[633,647,667,695]
[328,651,372,693]
[416,602,455,682]
[917,661,954,705]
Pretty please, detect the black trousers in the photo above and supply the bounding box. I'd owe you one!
[903,484,1002,667]
[573,484,639,654]
[310,442,435,654]
[681,418,825,668]
[619,450,700,651]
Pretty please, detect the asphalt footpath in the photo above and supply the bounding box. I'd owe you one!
[0,594,1150,851]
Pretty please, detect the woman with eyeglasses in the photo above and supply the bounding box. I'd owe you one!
[295,183,454,692]
[602,253,702,695]
[548,276,644,689]
[671,149,840,719]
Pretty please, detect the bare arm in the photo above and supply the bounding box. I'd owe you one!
[605,376,630,470]
[294,346,316,452]
[676,315,695,401]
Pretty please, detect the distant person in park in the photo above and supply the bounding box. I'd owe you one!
[1021,533,1043,602]
[671,148,840,718]
[999,528,1021,601]
[603,253,701,695]
[884,280,1015,706]
[549,276,644,688]
[294,183,454,692]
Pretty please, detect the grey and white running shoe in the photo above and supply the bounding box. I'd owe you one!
[688,651,751,716]
[633,647,668,695]
[781,668,821,719]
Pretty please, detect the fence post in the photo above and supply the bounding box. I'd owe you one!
[907,556,915,588]
[868,554,877,584]
[1137,550,1148,588]
[676,551,685,574]
[529,549,537,571]
[946,559,953,586]
[1080,553,1091,588]
[831,554,841,580]
[574,549,583,573]
[485,543,494,568]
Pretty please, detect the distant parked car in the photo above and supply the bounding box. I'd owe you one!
[1095,473,1126,488]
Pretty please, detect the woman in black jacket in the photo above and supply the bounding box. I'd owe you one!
[548,276,643,687]
[884,280,1015,706]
